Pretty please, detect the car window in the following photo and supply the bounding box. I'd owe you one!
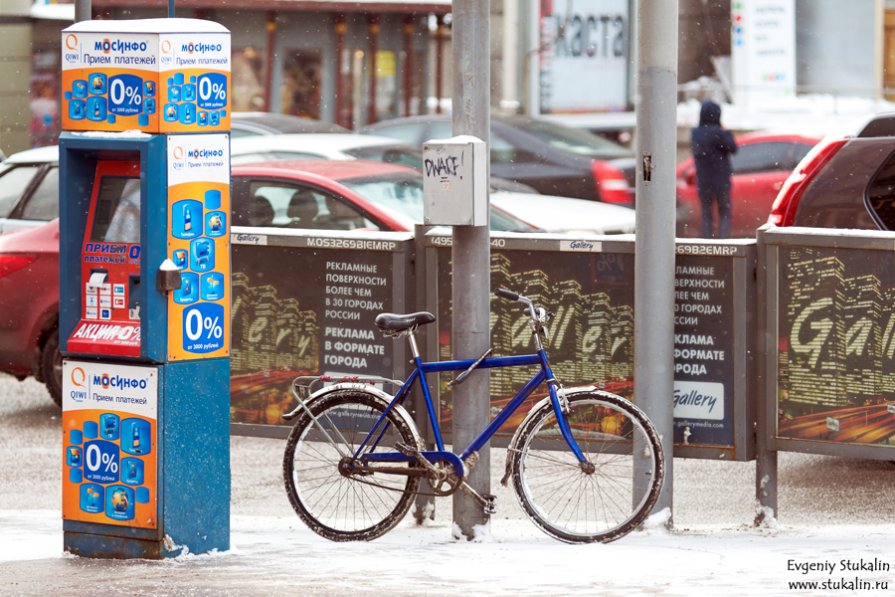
[792,142,885,230]
[0,165,40,217]
[373,123,429,145]
[342,173,425,222]
[731,142,800,175]
[866,148,895,229]
[514,119,631,159]
[19,167,59,221]
[347,146,423,170]
[232,151,322,165]
[491,132,517,164]
[233,179,381,230]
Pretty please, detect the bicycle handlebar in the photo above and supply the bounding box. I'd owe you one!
[495,288,519,301]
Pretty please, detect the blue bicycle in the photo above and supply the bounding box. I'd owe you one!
[282,288,664,543]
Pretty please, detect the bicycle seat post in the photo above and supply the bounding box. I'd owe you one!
[406,327,421,359]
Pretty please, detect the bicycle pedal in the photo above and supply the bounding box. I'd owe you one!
[483,494,497,515]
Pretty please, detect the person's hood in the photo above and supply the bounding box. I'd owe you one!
[698,100,722,126]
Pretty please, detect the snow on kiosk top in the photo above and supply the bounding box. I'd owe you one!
[61,18,231,134]
[64,18,229,34]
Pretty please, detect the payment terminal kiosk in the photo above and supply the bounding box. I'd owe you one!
[68,160,143,357]
[58,18,231,560]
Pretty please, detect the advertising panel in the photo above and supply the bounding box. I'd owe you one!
[62,360,158,529]
[431,238,740,447]
[730,0,796,106]
[61,20,230,133]
[166,134,231,361]
[534,0,630,113]
[777,246,895,446]
[228,235,407,425]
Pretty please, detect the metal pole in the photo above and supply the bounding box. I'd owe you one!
[634,0,678,523]
[754,226,778,524]
[75,0,91,22]
[168,0,175,18]
[451,0,491,541]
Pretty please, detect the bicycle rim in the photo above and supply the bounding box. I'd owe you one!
[512,392,663,543]
[283,390,421,541]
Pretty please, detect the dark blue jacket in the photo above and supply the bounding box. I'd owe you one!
[690,100,737,188]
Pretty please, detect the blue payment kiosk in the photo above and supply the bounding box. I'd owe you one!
[58,18,232,559]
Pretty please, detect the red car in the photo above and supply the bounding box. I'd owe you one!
[676,132,821,238]
[769,113,895,230]
[230,160,537,232]
[0,218,61,403]
[0,160,537,406]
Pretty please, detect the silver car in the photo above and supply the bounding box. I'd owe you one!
[0,145,59,235]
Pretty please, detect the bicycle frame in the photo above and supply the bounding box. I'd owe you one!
[358,347,588,475]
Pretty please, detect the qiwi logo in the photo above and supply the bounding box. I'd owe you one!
[171,146,185,170]
[161,39,173,54]
[64,34,80,63]
[69,367,88,403]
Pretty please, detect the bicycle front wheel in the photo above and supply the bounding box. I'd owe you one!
[511,391,664,543]
[283,389,421,541]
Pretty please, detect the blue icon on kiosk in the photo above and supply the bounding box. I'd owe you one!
[173,200,202,239]
[121,418,150,456]
[205,211,226,237]
[87,97,107,122]
[88,73,107,94]
[190,238,214,272]
[176,272,199,304]
[100,413,120,440]
[122,458,144,485]
[106,485,135,521]
[72,80,88,99]
[201,272,225,301]
[173,249,188,269]
[80,484,105,514]
[69,100,86,120]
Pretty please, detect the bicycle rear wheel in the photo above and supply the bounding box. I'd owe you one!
[511,390,663,543]
[283,389,421,541]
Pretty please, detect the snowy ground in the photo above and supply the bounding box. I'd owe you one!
[2,374,895,595]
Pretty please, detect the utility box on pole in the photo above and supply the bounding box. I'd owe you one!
[422,136,488,227]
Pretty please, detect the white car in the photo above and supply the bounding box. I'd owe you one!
[0,145,59,235]
[491,191,635,235]
[230,133,421,168]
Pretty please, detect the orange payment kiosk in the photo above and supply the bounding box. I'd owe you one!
[58,19,231,559]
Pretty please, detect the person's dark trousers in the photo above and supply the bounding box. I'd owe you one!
[698,182,731,238]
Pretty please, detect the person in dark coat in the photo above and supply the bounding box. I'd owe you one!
[690,100,737,238]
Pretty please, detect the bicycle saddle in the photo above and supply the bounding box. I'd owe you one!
[374,311,436,334]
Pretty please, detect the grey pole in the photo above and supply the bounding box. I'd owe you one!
[75,0,91,22]
[634,0,679,522]
[754,226,778,524]
[451,0,491,540]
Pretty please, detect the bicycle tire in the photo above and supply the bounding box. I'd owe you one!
[283,389,422,541]
[510,390,664,543]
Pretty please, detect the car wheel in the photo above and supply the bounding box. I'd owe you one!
[41,328,62,407]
